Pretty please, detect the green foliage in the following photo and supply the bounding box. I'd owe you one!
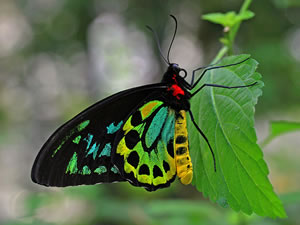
[262,121,300,147]
[145,200,223,225]
[188,54,286,218]
[268,121,300,138]
[202,11,254,28]
[203,0,255,57]
[203,10,254,48]
[195,2,288,217]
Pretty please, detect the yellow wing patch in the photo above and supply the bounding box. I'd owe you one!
[116,102,176,190]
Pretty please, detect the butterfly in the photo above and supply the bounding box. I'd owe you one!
[31,15,256,192]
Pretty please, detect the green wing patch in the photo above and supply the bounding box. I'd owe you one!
[114,100,177,191]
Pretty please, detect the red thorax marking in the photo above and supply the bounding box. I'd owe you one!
[168,74,185,99]
[172,74,178,83]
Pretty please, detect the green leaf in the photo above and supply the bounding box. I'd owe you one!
[238,10,255,21]
[269,121,300,138]
[202,12,237,27]
[202,10,255,28]
[188,54,286,218]
[261,121,300,147]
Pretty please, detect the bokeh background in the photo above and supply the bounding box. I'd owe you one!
[1,0,300,224]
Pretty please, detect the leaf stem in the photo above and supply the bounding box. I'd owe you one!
[260,136,272,149]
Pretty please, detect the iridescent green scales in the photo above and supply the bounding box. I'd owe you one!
[66,152,78,174]
[116,100,176,187]
[52,120,90,157]
[94,166,107,175]
[62,101,181,188]
[64,120,124,176]
[107,121,123,134]
[65,152,120,176]
[65,152,91,175]
[73,136,81,144]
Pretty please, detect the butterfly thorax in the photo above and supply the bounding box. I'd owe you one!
[161,64,191,111]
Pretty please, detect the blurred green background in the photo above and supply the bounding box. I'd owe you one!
[0,0,300,224]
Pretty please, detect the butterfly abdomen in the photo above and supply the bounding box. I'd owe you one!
[175,110,193,185]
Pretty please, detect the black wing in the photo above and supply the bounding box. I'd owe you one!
[31,83,166,187]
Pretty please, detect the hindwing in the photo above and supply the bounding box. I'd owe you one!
[113,99,177,191]
[31,84,166,187]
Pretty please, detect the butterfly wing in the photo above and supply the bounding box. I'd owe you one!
[112,96,177,191]
[31,84,167,187]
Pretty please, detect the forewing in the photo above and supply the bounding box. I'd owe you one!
[113,97,176,191]
[31,84,166,187]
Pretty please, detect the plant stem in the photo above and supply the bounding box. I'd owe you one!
[260,136,273,149]
[229,0,253,49]
[212,46,228,64]
[213,0,253,62]
[240,0,253,13]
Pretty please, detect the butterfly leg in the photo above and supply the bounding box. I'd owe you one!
[190,60,223,86]
[191,82,257,97]
[188,109,216,172]
[191,66,209,87]
[190,57,250,89]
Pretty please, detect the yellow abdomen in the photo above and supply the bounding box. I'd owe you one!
[175,110,193,185]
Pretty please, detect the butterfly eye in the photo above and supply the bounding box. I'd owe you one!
[179,68,187,78]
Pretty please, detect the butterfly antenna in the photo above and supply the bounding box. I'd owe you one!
[167,15,178,64]
[146,25,169,65]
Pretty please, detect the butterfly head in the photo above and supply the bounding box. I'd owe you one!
[162,63,187,82]
[169,63,181,73]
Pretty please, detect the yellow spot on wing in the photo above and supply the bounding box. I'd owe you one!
[122,117,134,133]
